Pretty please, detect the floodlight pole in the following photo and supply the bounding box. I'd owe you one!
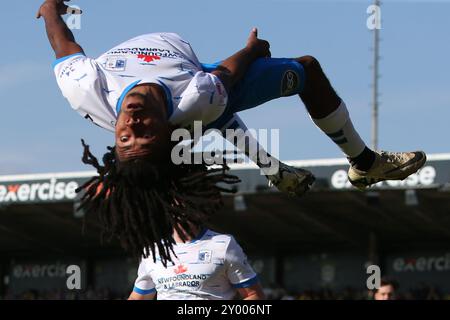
[371,0,381,151]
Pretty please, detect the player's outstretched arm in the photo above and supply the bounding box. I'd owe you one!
[212,28,270,92]
[37,0,84,59]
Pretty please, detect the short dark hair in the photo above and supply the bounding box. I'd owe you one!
[76,139,240,267]
[374,277,399,293]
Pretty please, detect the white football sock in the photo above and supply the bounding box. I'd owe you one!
[221,115,279,176]
[311,101,366,158]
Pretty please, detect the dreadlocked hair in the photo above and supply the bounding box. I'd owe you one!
[75,139,240,267]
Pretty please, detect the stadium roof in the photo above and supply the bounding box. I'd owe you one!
[0,153,449,257]
[1,152,449,194]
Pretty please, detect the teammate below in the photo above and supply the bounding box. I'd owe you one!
[128,225,265,300]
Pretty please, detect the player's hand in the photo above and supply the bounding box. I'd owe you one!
[36,0,81,19]
[245,28,271,59]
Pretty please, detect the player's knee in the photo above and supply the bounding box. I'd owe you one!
[296,55,322,74]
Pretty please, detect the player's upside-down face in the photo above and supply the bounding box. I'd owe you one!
[115,84,170,162]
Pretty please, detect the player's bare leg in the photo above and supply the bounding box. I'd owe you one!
[295,56,426,189]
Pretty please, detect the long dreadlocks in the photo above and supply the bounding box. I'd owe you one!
[76,139,240,267]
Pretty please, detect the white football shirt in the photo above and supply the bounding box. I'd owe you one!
[53,33,228,132]
[133,229,258,300]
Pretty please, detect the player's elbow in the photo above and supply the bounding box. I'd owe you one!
[128,291,155,300]
[239,283,266,300]
[246,291,266,300]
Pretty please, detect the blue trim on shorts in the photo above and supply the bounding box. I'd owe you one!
[52,52,85,68]
[133,286,156,295]
[116,80,142,114]
[232,276,259,289]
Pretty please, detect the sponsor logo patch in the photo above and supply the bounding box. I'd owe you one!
[0,179,79,203]
[281,70,298,96]
[198,250,212,264]
[103,56,127,71]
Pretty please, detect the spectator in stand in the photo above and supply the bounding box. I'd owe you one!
[373,278,398,301]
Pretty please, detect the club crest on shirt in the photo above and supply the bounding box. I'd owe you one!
[103,56,127,71]
[198,250,212,264]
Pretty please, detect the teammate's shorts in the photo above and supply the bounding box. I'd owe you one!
[202,58,305,130]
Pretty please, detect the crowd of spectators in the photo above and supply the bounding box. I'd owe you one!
[264,283,450,300]
[1,283,449,300]
[0,287,127,300]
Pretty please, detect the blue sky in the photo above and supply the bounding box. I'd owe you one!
[0,0,449,174]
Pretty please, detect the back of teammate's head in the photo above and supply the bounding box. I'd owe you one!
[76,139,240,267]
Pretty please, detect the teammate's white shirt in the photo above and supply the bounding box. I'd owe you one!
[133,229,258,300]
[53,33,228,132]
